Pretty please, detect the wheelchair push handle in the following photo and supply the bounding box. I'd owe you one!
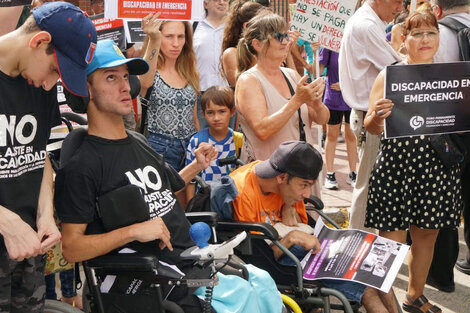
[180,222,247,262]
[217,156,244,167]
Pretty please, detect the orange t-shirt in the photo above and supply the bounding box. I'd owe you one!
[230,161,308,225]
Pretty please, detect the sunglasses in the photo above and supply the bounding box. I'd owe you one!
[273,32,290,43]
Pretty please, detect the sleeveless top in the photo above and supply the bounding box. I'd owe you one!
[237,67,314,162]
[147,71,197,139]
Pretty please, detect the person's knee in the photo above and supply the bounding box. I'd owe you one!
[326,125,340,141]
[361,287,389,313]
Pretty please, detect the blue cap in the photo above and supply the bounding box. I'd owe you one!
[33,2,97,97]
[86,40,149,76]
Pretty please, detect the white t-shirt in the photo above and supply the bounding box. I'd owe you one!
[339,2,401,111]
[193,19,228,91]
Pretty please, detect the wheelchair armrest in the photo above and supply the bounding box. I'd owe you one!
[84,253,159,272]
[185,212,218,227]
[304,195,324,210]
[216,221,279,241]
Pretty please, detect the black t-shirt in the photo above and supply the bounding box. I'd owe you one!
[54,133,193,265]
[0,70,60,246]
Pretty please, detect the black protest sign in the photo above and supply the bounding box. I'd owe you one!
[91,14,126,51]
[125,20,145,43]
[0,0,30,7]
[384,62,470,139]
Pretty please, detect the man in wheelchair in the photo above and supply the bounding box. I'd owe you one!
[230,141,399,313]
[54,40,282,313]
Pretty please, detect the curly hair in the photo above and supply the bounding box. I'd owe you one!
[222,0,265,52]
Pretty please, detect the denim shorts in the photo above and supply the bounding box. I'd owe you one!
[277,244,366,303]
[147,132,191,172]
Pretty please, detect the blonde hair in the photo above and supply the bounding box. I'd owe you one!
[236,12,286,78]
[158,21,200,93]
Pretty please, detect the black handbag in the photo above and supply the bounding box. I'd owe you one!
[96,184,150,232]
[429,134,467,170]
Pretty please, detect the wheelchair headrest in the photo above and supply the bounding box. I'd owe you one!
[60,127,88,166]
[64,75,141,113]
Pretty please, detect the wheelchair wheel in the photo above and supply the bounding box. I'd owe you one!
[44,299,83,313]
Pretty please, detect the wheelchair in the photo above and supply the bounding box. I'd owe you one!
[190,160,403,313]
[48,108,286,312]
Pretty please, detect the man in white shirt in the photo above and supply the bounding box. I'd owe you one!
[338,0,402,230]
[426,0,470,293]
[193,0,229,92]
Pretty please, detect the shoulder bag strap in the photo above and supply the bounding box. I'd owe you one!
[280,70,306,142]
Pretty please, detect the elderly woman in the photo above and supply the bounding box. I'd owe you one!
[235,13,329,164]
[364,11,462,313]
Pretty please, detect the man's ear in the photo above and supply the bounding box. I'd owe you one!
[87,81,94,101]
[29,31,52,49]
[276,173,288,184]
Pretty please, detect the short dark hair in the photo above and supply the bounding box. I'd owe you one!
[200,86,234,112]
[21,15,55,55]
[433,0,469,11]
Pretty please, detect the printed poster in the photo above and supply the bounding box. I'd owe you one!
[124,20,146,43]
[384,62,470,139]
[91,14,126,51]
[104,0,205,21]
[301,219,409,293]
[289,0,356,52]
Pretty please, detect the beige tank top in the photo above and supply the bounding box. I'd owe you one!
[237,67,315,162]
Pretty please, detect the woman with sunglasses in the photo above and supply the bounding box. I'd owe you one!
[235,13,329,165]
[364,11,462,313]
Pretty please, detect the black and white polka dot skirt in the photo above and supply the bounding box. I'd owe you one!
[365,135,463,231]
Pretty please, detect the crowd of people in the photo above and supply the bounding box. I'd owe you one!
[0,0,469,312]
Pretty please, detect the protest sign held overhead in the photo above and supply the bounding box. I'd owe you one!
[104,0,205,21]
[384,62,470,139]
[0,0,30,7]
[91,14,126,50]
[290,0,356,52]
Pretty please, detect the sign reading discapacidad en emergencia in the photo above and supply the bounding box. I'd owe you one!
[104,0,205,21]
[384,62,470,139]
[289,0,356,52]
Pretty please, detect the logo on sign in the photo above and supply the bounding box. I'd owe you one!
[410,116,424,130]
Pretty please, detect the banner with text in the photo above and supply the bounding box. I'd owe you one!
[104,0,205,21]
[0,0,30,7]
[91,14,126,51]
[289,0,355,52]
[384,62,470,139]
[301,219,409,293]
[124,20,146,43]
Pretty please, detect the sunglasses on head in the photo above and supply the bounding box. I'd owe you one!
[273,32,289,43]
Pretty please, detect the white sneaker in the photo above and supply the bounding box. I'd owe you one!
[325,172,338,190]
[346,171,357,188]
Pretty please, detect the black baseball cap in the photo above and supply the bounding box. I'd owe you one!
[255,141,323,180]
